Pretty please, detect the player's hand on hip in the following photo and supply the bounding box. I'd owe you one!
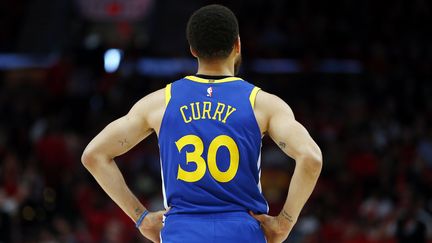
[249,211,293,243]
[138,209,168,243]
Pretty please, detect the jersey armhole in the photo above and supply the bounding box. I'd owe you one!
[249,87,261,108]
[165,83,172,106]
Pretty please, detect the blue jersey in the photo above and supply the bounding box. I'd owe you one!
[158,75,268,216]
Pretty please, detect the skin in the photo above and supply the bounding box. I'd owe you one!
[82,36,322,243]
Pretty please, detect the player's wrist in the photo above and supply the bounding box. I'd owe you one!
[135,210,150,228]
[277,210,296,231]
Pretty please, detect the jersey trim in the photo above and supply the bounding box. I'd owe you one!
[249,87,261,108]
[159,157,168,209]
[165,83,172,106]
[185,75,243,83]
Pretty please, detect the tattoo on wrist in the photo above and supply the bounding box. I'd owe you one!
[278,141,286,149]
[281,210,294,223]
[135,207,143,216]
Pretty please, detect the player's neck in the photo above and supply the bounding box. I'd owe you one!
[196,59,235,76]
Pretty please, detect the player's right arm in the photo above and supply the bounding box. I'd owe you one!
[81,88,166,243]
[250,90,322,243]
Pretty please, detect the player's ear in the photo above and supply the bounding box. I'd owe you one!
[234,36,241,54]
[190,46,199,58]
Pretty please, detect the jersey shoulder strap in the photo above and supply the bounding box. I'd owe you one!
[165,83,172,106]
[249,86,261,108]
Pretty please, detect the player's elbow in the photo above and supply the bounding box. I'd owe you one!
[81,147,100,169]
[298,149,322,176]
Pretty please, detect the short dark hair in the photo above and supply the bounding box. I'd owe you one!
[186,4,239,59]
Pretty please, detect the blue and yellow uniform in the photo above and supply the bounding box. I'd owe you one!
[158,75,268,242]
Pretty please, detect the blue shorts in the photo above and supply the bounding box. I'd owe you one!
[161,211,266,243]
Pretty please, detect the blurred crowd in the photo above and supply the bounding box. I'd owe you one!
[1,0,432,242]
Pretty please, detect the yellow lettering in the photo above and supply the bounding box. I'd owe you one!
[221,105,236,123]
[176,135,206,182]
[202,102,212,119]
[190,102,201,120]
[207,135,239,182]
[180,105,192,123]
[176,134,239,183]
[212,103,225,121]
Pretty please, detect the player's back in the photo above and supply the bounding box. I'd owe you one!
[158,75,268,216]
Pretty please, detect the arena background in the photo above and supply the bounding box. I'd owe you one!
[1,0,432,242]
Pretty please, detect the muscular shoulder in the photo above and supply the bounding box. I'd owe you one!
[254,90,294,134]
[129,87,166,134]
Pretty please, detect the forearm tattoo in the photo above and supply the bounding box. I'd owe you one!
[281,210,294,223]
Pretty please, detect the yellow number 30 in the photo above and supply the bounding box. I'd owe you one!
[175,135,239,183]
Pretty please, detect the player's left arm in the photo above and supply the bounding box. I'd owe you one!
[250,90,322,243]
[81,88,166,242]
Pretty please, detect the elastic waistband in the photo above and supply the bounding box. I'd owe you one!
[166,211,255,221]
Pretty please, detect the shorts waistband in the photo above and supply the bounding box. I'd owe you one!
[166,211,255,220]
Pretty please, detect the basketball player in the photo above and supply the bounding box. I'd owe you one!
[82,4,322,243]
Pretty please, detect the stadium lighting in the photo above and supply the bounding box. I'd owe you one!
[104,49,122,73]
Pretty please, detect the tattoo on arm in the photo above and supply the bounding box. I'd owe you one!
[135,207,143,216]
[281,210,294,223]
[118,138,130,147]
[278,141,286,149]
